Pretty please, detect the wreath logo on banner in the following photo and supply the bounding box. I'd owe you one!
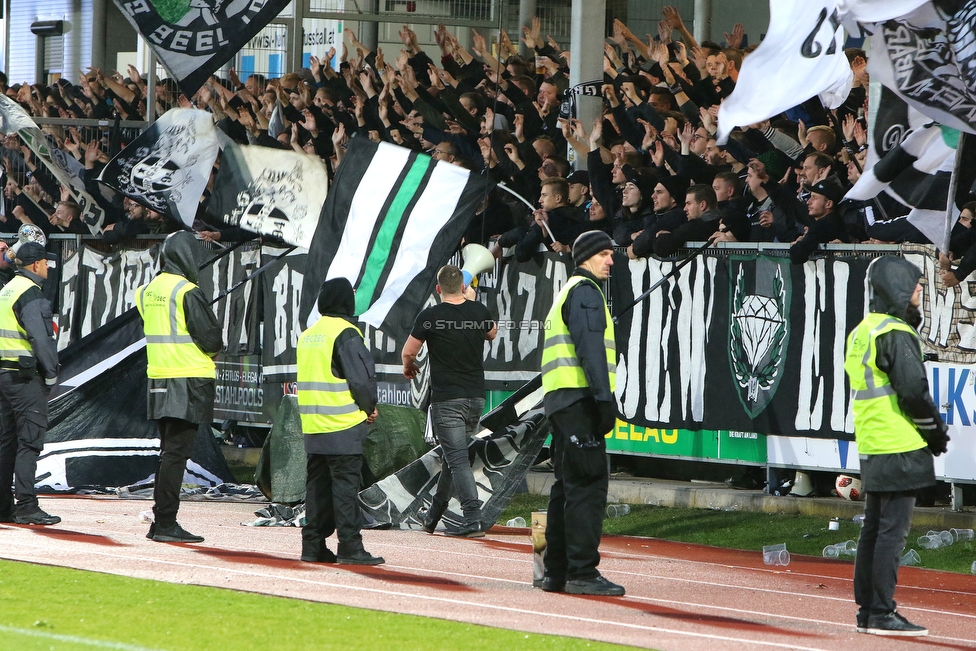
[729,258,790,418]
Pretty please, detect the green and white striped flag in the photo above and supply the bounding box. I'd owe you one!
[300,139,492,337]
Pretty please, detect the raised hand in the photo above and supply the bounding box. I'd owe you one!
[662,6,686,31]
[725,23,744,49]
[472,30,488,56]
[521,16,541,50]
[657,20,673,45]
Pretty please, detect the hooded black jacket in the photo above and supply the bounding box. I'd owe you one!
[144,232,222,424]
[304,278,377,456]
[856,256,946,492]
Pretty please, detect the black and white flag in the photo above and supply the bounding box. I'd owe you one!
[299,139,492,339]
[866,2,976,134]
[846,122,959,249]
[0,95,106,233]
[99,108,220,228]
[207,142,329,248]
[113,0,291,97]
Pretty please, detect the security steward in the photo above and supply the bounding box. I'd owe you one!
[297,277,383,565]
[539,230,624,596]
[136,231,222,543]
[0,242,59,525]
[844,256,948,637]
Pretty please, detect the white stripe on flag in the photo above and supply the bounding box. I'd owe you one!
[359,162,470,327]
[326,144,411,286]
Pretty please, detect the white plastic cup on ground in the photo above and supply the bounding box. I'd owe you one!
[823,545,841,559]
[828,519,840,531]
[138,510,153,524]
[917,535,943,549]
[938,530,954,546]
[506,516,526,528]
[838,540,857,556]
[606,504,631,518]
[950,528,974,542]
[901,549,921,566]
[762,543,790,566]
[852,514,865,527]
[971,560,976,575]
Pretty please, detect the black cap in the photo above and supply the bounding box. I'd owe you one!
[566,170,589,186]
[15,242,55,267]
[810,175,846,205]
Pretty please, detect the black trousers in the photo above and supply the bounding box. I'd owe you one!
[152,417,198,527]
[303,454,365,557]
[544,398,609,582]
[854,490,917,618]
[0,373,49,514]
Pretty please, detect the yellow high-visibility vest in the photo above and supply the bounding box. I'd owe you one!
[0,276,37,364]
[297,316,368,434]
[844,312,927,455]
[542,275,616,395]
[136,273,216,379]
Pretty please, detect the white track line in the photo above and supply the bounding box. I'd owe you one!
[1,540,833,651]
[0,624,162,651]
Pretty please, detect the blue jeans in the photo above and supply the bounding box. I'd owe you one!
[430,397,484,525]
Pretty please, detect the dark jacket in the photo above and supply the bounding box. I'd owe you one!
[9,268,58,383]
[305,279,377,456]
[145,232,223,424]
[789,209,850,264]
[653,209,722,258]
[858,256,944,492]
[627,207,686,256]
[543,268,615,417]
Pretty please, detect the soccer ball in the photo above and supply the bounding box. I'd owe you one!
[835,474,863,501]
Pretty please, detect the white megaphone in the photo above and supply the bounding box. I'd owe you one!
[461,244,495,288]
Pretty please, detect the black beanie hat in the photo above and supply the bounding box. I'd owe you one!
[573,230,614,266]
[318,277,356,317]
[657,174,689,207]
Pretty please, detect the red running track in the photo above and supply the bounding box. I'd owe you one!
[1,497,974,651]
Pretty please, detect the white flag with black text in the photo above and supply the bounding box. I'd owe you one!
[207,142,329,249]
[718,0,853,143]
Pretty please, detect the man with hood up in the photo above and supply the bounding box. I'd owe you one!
[844,256,949,637]
[297,278,383,565]
[136,231,222,543]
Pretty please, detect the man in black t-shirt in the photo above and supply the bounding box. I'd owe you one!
[402,265,497,537]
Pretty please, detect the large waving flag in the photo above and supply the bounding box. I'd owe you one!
[206,142,329,248]
[717,0,853,143]
[113,0,290,97]
[865,3,976,135]
[0,95,106,233]
[846,123,960,250]
[299,139,493,338]
[99,109,220,228]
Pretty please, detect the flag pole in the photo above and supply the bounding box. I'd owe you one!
[941,131,965,255]
[497,181,557,243]
[612,240,712,324]
[210,245,297,305]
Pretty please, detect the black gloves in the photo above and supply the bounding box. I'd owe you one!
[925,426,950,456]
[597,401,617,437]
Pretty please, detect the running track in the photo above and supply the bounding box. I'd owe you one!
[1,497,974,651]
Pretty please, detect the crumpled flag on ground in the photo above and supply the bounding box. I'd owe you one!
[246,503,306,527]
[116,482,268,502]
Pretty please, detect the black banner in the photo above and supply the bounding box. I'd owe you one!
[611,252,872,439]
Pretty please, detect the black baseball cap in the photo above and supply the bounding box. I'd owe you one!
[15,242,56,267]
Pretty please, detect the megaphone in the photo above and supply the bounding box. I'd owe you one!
[461,244,494,288]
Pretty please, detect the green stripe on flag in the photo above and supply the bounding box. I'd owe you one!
[355,154,433,315]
